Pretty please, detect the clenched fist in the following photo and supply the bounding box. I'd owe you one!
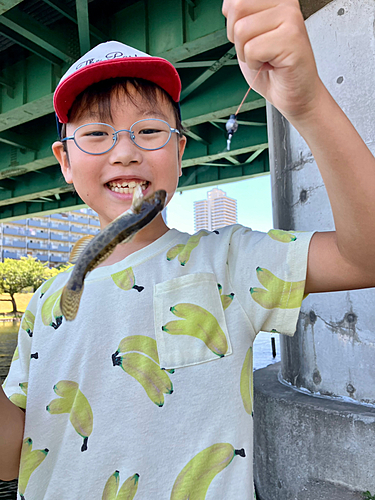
[222,0,324,122]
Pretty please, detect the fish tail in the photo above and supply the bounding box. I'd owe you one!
[60,284,84,321]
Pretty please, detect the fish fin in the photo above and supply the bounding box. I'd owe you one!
[69,236,95,264]
[60,284,84,321]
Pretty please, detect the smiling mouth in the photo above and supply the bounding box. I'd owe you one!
[107,180,149,194]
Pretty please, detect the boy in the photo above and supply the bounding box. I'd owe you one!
[2,0,375,498]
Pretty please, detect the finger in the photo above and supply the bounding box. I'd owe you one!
[223,0,300,44]
[241,22,309,72]
[232,5,285,62]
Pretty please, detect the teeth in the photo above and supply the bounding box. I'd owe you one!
[108,181,147,194]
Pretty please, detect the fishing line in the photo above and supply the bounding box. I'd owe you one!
[226,65,263,151]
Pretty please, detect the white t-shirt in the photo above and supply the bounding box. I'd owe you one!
[3,225,313,499]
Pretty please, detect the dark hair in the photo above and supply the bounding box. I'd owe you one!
[60,77,183,148]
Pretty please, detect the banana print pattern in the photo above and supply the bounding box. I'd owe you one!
[21,310,35,338]
[39,274,59,298]
[218,284,235,310]
[18,437,49,499]
[102,471,140,500]
[240,347,253,416]
[250,267,305,309]
[111,267,144,292]
[170,443,245,499]
[267,229,297,243]
[112,335,173,407]
[46,380,93,451]
[162,303,228,357]
[167,230,209,266]
[9,382,28,409]
[41,288,64,329]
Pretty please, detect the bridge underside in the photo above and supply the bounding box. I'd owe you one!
[0,0,328,221]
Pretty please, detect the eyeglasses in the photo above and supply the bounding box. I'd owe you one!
[61,119,180,155]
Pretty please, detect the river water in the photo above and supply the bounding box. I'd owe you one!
[0,323,280,498]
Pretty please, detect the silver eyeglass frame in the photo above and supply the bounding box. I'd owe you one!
[61,118,180,155]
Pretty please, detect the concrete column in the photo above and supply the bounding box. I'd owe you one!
[254,1,375,498]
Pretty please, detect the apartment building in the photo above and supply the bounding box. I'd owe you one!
[1,208,100,266]
[194,188,237,232]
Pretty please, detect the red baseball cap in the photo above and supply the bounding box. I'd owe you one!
[54,40,181,125]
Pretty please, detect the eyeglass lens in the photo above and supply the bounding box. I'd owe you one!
[74,120,172,154]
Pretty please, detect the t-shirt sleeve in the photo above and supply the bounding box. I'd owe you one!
[227,227,315,337]
[2,290,39,410]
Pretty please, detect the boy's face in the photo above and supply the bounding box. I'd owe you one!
[52,85,186,229]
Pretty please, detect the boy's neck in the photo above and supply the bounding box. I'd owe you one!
[95,214,170,268]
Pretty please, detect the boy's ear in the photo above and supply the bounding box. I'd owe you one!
[52,141,73,184]
[178,135,187,177]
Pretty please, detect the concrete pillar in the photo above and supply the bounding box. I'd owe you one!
[254,1,375,498]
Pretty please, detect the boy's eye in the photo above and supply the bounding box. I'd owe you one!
[138,128,162,135]
[85,130,109,137]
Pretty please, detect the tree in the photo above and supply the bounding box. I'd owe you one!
[0,256,71,314]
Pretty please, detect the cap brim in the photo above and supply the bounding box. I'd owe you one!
[54,57,181,124]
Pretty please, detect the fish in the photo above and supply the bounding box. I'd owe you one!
[60,186,167,321]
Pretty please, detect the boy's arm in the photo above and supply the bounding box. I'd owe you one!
[0,385,24,480]
[223,0,375,294]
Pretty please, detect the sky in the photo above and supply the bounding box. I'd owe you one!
[166,173,274,234]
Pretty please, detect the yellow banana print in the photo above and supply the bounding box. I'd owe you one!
[12,345,19,362]
[41,287,64,329]
[267,229,297,243]
[102,471,140,500]
[46,380,93,451]
[102,470,120,500]
[111,267,144,292]
[162,303,228,357]
[116,335,160,364]
[19,437,49,498]
[112,351,173,407]
[21,310,35,338]
[250,267,305,309]
[240,347,253,416]
[39,274,59,298]
[170,443,245,500]
[167,231,209,266]
[218,284,235,310]
[9,382,28,410]
[116,473,140,500]
[166,244,185,261]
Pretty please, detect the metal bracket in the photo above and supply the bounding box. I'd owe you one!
[185,0,196,21]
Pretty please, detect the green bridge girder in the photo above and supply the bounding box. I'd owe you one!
[0,0,270,222]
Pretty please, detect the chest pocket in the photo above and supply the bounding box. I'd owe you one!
[154,273,232,370]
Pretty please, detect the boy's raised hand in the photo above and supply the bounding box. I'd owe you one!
[222,0,323,122]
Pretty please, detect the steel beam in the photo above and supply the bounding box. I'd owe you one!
[174,60,237,68]
[182,143,268,168]
[76,0,91,55]
[0,8,73,63]
[212,119,267,127]
[0,130,36,151]
[181,46,237,101]
[178,150,269,191]
[0,94,54,133]
[245,147,267,164]
[0,24,63,65]
[0,165,71,206]
[0,0,23,15]
[42,0,106,42]
[159,28,228,63]
[0,190,85,222]
[183,98,266,127]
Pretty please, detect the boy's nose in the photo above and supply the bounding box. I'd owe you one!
[108,130,143,165]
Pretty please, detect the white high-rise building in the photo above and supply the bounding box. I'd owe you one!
[194,188,237,232]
